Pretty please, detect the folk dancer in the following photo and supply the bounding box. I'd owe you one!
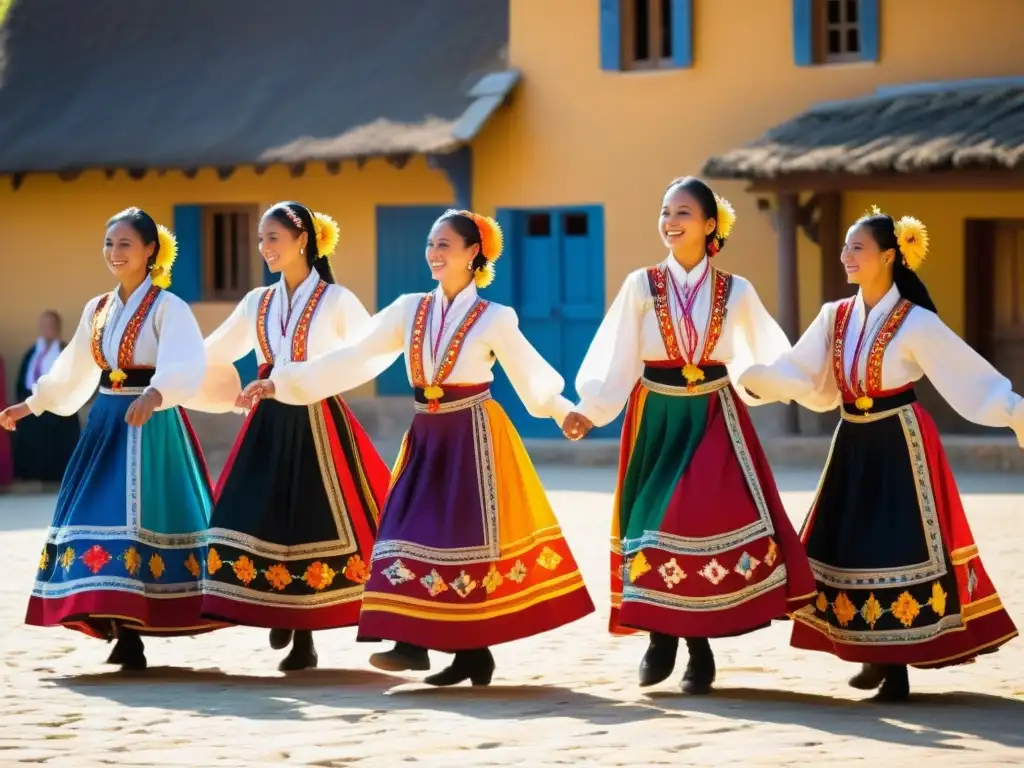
[741,208,1020,701]
[0,208,221,670]
[561,177,817,694]
[187,202,392,671]
[246,209,596,686]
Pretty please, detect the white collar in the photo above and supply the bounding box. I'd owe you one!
[434,281,479,311]
[278,269,321,305]
[855,282,901,324]
[664,255,710,289]
[111,275,154,308]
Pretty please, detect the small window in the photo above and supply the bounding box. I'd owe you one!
[564,213,589,237]
[815,0,862,63]
[622,0,673,70]
[526,213,552,237]
[202,205,255,301]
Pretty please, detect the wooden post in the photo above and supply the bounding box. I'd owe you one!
[777,193,801,434]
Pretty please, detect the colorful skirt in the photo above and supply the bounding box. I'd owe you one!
[790,390,1018,668]
[26,374,219,639]
[357,385,594,651]
[610,364,817,638]
[200,370,390,631]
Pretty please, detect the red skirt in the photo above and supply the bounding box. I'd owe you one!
[611,365,816,638]
[791,396,1017,668]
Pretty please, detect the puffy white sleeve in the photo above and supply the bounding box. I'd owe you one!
[739,303,841,413]
[149,295,208,410]
[905,309,1024,443]
[727,277,794,407]
[184,292,257,414]
[572,272,646,427]
[25,297,103,417]
[489,306,574,424]
[270,295,408,405]
[331,286,397,383]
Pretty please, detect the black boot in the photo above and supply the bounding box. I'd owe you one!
[278,630,318,671]
[106,628,147,671]
[873,664,910,702]
[369,642,431,672]
[638,632,679,687]
[848,663,887,690]
[680,637,715,694]
[424,648,495,687]
[269,628,293,650]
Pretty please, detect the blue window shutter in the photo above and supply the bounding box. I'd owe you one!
[488,209,516,306]
[859,0,879,62]
[670,0,693,68]
[172,205,203,302]
[599,0,621,71]
[792,0,814,66]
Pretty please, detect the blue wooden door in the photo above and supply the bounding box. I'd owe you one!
[375,205,448,395]
[490,207,616,438]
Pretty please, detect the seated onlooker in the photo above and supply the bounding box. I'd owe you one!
[13,310,81,484]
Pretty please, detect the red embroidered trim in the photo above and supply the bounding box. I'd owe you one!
[700,269,732,364]
[646,267,682,362]
[647,266,732,365]
[831,299,856,396]
[291,282,328,363]
[90,294,113,369]
[865,299,913,394]
[116,285,162,370]
[257,281,329,365]
[255,288,275,364]
[832,298,912,396]
[409,294,490,388]
[409,295,432,388]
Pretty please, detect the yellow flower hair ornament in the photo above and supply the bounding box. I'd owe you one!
[150,225,177,289]
[446,210,503,289]
[708,194,735,256]
[311,211,339,257]
[894,215,928,272]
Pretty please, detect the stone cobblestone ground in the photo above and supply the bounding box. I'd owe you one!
[1,467,1021,766]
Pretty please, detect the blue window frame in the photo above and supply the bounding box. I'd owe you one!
[793,0,879,67]
[601,0,693,72]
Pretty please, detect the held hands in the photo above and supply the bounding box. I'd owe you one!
[125,389,163,427]
[0,402,32,431]
[237,379,276,410]
[561,412,594,442]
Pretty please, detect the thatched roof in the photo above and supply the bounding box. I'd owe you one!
[703,82,1024,180]
[0,0,512,174]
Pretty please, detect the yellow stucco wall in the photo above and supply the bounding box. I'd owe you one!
[0,159,452,401]
[489,0,1024,331]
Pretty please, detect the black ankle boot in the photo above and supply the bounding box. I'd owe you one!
[369,642,431,672]
[638,632,679,687]
[269,628,293,650]
[106,628,147,671]
[873,665,910,702]
[424,648,495,687]
[278,630,318,671]
[849,663,887,690]
[680,637,715,694]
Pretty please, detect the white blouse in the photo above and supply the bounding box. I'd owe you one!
[572,256,793,427]
[739,284,1024,441]
[269,283,575,424]
[25,277,207,417]
[187,270,388,411]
